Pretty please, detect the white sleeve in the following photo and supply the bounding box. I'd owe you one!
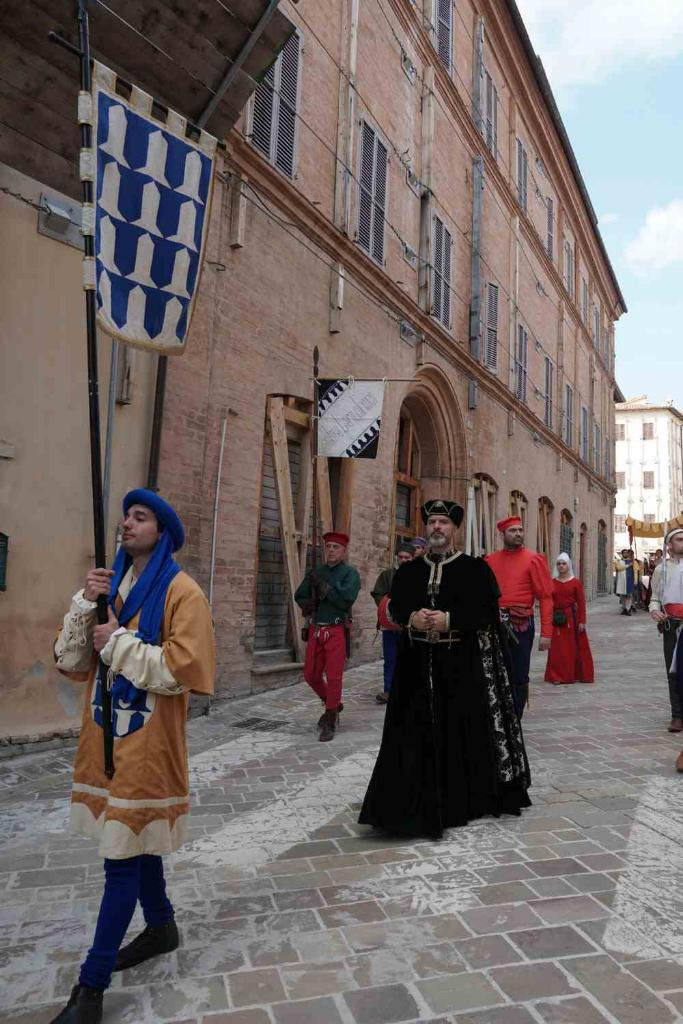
[650,565,663,612]
[54,591,97,672]
[107,631,184,696]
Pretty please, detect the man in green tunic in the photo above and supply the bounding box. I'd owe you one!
[295,531,361,740]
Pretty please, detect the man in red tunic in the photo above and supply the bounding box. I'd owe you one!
[485,516,553,717]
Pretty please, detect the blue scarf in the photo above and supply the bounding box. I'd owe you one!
[105,530,180,706]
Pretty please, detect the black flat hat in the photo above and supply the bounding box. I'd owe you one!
[421,499,464,527]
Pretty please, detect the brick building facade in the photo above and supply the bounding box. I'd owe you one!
[155,0,625,699]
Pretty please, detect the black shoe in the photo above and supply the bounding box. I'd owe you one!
[317,703,343,728]
[319,709,338,742]
[49,984,103,1024]
[114,919,179,972]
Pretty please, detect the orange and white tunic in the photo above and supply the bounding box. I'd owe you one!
[54,569,215,859]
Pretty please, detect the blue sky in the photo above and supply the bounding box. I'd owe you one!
[516,0,683,409]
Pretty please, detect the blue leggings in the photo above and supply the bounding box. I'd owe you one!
[79,855,174,990]
[509,618,535,719]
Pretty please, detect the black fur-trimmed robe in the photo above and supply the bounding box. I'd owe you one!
[359,551,531,838]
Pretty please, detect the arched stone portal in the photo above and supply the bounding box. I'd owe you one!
[391,365,468,549]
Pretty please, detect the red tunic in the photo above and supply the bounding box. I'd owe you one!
[485,547,554,638]
[544,577,594,684]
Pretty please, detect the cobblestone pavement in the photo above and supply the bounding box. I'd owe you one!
[2,597,683,1024]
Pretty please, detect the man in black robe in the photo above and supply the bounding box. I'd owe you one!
[359,499,531,839]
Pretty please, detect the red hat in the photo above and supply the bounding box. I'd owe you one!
[497,516,523,533]
[323,531,349,547]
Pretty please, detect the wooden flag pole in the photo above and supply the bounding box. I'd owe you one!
[78,0,114,778]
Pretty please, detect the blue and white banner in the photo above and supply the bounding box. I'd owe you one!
[318,379,386,459]
[86,63,217,353]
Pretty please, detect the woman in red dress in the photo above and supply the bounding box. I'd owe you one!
[544,553,594,684]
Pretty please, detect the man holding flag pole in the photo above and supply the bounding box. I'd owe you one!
[48,2,218,1018]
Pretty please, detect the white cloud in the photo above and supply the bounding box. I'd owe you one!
[516,0,683,92]
[624,199,683,275]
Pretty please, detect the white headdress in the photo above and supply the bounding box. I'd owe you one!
[553,552,575,580]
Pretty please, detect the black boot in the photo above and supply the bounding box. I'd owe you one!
[49,984,103,1024]
[114,918,179,972]
[317,703,343,729]
[319,708,338,742]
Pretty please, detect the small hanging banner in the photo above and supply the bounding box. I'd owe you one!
[89,62,217,353]
[318,379,386,458]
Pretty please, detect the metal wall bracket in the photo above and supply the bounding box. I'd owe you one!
[37,193,83,250]
[402,240,418,271]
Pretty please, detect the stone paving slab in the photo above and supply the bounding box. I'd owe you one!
[2,598,683,1023]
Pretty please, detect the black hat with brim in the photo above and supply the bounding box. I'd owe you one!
[421,499,464,527]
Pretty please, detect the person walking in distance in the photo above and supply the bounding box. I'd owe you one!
[50,490,215,1023]
[485,516,553,717]
[544,553,594,685]
[295,531,361,741]
[614,548,640,615]
[371,543,415,704]
[649,527,683,741]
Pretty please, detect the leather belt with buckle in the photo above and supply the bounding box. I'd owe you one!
[409,628,462,645]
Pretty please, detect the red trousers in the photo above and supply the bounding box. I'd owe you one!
[304,625,346,709]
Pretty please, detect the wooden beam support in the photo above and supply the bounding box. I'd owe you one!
[268,397,305,661]
[282,406,310,429]
[296,428,312,575]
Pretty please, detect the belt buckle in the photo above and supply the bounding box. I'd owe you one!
[427,629,441,644]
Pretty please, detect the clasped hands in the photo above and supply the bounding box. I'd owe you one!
[411,608,449,632]
[84,568,120,652]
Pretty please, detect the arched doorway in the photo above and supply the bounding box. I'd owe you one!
[579,522,588,588]
[391,366,467,554]
[473,473,499,554]
[560,509,574,560]
[597,520,608,593]
[393,408,422,545]
[509,490,528,530]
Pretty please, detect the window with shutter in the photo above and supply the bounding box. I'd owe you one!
[593,304,600,348]
[484,71,498,158]
[564,240,574,298]
[432,214,452,328]
[614,514,626,532]
[615,423,625,441]
[642,421,654,440]
[516,139,528,212]
[485,282,498,369]
[643,471,655,489]
[436,0,453,73]
[580,406,589,461]
[546,197,554,259]
[564,384,574,446]
[357,122,388,265]
[581,278,588,323]
[544,356,553,428]
[593,423,601,470]
[514,324,528,401]
[604,436,611,479]
[251,32,301,178]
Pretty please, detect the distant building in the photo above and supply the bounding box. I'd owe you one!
[614,397,683,555]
